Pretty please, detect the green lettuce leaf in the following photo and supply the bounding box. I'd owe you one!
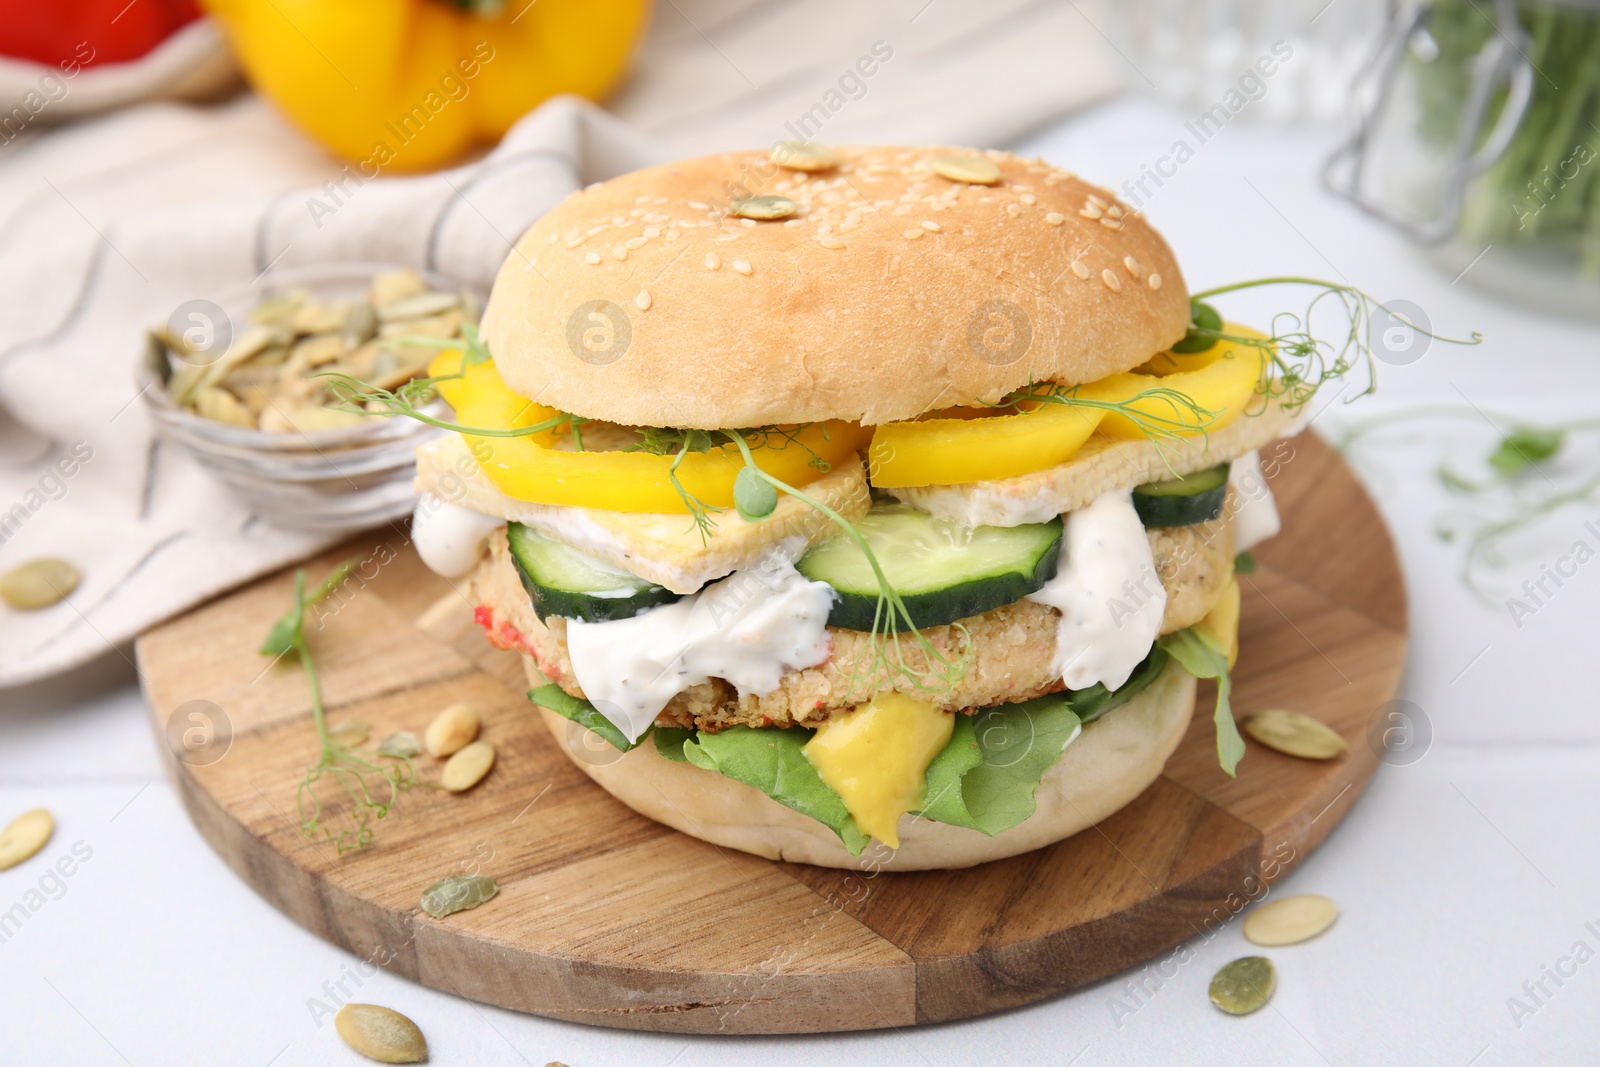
[527,642,1188,846]
[683,726,871,855]
[652,727,695,762]
[526,684,641,753]
[1068,646,1169,725]
[1157,628,1244,776]
[915,693,1082,836]
[1488,426,1563,477]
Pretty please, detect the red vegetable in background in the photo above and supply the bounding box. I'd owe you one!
[0,0,202,67]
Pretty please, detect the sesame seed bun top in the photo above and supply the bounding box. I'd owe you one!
[481,145,1191,429]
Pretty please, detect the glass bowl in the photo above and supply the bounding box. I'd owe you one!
[138,262,475,532]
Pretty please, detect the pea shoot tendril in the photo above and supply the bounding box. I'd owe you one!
[261,561,417,854]
[1186,277,1482,411]
[1340,407,1600,604]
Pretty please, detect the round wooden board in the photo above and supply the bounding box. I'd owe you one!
[136,431,1406,1034]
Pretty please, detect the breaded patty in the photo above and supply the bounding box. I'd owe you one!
[473,504,1235,732]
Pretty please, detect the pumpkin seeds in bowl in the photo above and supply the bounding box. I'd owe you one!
[139,264,482,531]
[149,268,475,433]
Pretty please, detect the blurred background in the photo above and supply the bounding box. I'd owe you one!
[6,0,1597,309]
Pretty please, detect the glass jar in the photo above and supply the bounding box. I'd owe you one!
[1105,0,1388,122]
[1326,0,1600,319]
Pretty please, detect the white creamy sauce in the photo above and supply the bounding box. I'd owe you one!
[1026,489,1166,691]
[412,494,506,577]
[565,554,837,743]
[1228,450,1281,552]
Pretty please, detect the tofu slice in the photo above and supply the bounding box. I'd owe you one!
[887,399,1304,526]
[415,434,870,593]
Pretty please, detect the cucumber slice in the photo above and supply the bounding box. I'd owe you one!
[506,523,680,622]
[796,503,1062,632]
[1132,462,1229,527]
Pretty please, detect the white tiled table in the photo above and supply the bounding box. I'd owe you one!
[4,96,1599,1066]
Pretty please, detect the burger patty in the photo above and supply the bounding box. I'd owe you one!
[474,505,1235,732]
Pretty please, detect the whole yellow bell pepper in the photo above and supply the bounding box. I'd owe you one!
[202,0,648,171]
[428,352,869,512]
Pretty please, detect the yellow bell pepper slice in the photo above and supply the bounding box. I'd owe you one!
[430,354,867,512]
[1091,325,1270,439]
[426,349,470,408]
[865,323,1270,489]
[1195,577,1242,669]
[867,402,1105,489]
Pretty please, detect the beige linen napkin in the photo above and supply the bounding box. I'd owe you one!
[0,0,1119,687]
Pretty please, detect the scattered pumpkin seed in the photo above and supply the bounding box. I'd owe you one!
[151,268,474,432]
[931,154,1002,185]
[377,731,422,759]
[730,195,797,221]
[772,141,837,171]
[441,741,495,792]
[1244,894,1339,947]
[0,809,54,870]
[1244,710,1349,760]
[1209,956,1275,1015]
[1,558,80,610]
[425,703,480,758]
[329,718,370,748]
[333,1003,427,1063]
[420,873,499,918]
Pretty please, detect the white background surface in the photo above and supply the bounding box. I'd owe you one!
[5,94,1600,1066]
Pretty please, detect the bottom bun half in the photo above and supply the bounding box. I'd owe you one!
[531,661,1197,871]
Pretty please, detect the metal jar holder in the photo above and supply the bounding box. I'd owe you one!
[1323,0,1600,318]
[1323,0,1539,242]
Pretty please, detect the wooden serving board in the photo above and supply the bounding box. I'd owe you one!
[136,431,1405,1034]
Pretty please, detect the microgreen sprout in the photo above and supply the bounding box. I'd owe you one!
[1339,406,1600,604]
[262,562,417,854]
[1187,277,1482,412]
[317,370,592,441]
[385,321,492,367]
[1003,382,1222,434]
